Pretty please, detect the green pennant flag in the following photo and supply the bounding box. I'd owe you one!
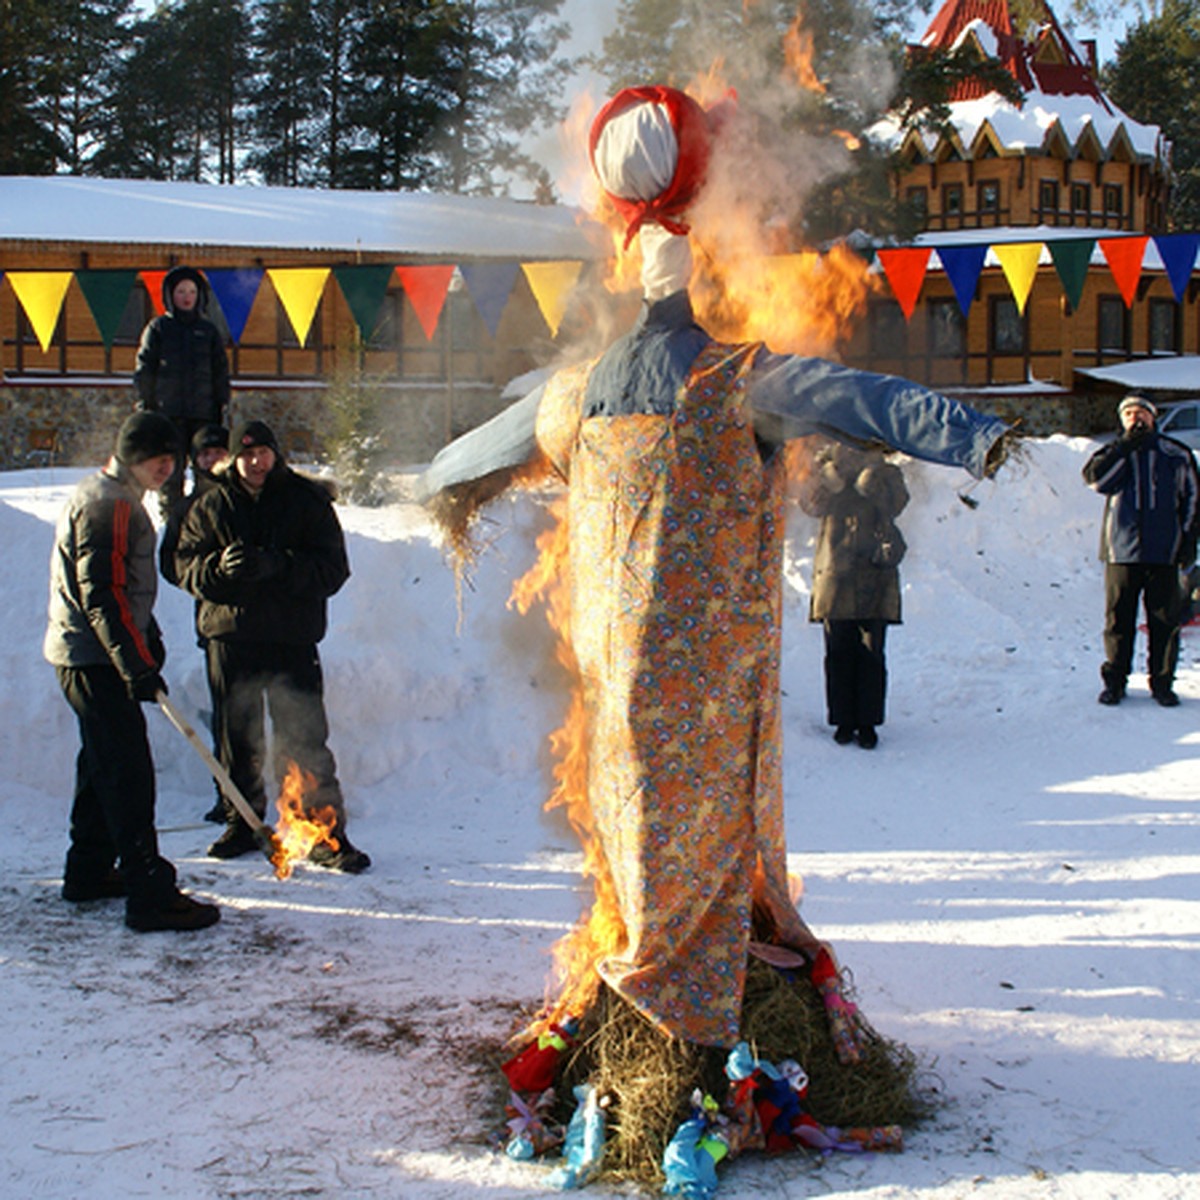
[1048,239,1094,312]
[75,270,140,350]
[332,264,396,341]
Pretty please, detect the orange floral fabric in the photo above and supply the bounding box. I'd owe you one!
[536,342,815,1047]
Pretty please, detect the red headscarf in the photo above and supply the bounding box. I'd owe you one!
[588,85,713,249]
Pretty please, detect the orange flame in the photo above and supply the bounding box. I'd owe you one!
[270,761,339,880]
[509,500,626,1027]
[784,14,826,94]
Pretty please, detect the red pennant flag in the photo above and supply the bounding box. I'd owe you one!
[395,265,455,340]
[877,247,932,320]
[138,270,169,316]
[1099,236,1148,308]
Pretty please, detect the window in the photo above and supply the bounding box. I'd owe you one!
[989,297,1026,355]
[928,299,966,357]
[1098,296,1129,353]
[868,300,907,357]
[1149,299,1179,353]
[114,285,152,346]
[1039,180,1060,220]
[1103,184,1123,217]
[942,184,964,217]
[978,180,1000,213]
[1071,182,1091,219]
[905,186,928,221]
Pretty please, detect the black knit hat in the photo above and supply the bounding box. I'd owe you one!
[190,423,229,461]
[116,411,181,466]
[229,419,281,457]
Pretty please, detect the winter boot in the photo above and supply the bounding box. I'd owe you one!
[125,858,219,933]
[308,824,371,874]
[208,819,261,860]
[62,865,127,902]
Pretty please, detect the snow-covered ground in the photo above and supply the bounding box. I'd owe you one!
[2,435,1197,1198]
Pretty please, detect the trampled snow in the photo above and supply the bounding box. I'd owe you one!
[2,435,1198,1198]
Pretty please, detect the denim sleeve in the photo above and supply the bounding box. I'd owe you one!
[749,351,1009,479]
[416,384,545,499]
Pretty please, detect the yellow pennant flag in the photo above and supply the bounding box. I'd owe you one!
[992,243,1044,315]
[267,268,331,346]
[7,272,74,353]
[521,260,583,336]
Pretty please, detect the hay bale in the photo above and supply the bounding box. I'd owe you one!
[548,957,929,1187]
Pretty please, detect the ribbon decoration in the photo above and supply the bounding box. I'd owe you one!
[267,267,331,346]
[521,260,584,337]
[7,271,74,352]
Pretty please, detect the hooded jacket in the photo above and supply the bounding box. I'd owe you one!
[134,267,231,423]
[173,459,349,645]
[43,462,163,681]
[1083,429,1199,565]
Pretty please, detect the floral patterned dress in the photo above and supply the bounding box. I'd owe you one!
[535,341,817,1047]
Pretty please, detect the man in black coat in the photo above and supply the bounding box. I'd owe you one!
[134,265,232,518]
[174,420,370,872]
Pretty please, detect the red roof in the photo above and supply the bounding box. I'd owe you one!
[920,0,1107,107]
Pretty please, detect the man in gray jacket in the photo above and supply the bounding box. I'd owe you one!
[44,411,220,932]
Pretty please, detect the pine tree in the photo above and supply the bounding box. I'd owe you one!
[1103,0,1200,228]
[0,0,65,172]
[427,0,571,195]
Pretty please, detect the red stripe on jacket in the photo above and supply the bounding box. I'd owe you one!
[111,499,155,670]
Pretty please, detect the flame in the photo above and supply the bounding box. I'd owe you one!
[509,500,626,1027]
[270,761,339,880]
[784,14,826,94]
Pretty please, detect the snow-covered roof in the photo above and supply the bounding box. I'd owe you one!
[1075,356,1200,394]
[0,176,607,260]
[873,0,1164,165]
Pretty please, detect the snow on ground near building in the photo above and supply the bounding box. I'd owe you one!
[2,435,1198,1198]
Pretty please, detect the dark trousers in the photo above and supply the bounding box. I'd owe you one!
[160,416,214,519]
[824,619,888,729]
[57,664,167,893]
[1102,563,1183,691]
[206,640,345,827]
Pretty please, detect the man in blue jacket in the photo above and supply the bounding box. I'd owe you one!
[1083,393,1199,706]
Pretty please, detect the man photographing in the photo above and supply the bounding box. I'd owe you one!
[1083,393,1199,706]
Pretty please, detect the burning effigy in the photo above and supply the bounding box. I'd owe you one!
[420,84,1010,1188]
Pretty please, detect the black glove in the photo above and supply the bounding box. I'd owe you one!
[129,671,167,703]
[146,622,166,670]
[218,541,255,579]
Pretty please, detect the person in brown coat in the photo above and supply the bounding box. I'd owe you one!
[802,443,909,748]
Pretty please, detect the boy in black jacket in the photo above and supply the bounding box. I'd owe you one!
[174,420,370,872]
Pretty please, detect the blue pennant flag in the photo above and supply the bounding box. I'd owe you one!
[936,244,989,316]
[1152,234,1199,302]
[205,268,265,344]
[459,262,520,338]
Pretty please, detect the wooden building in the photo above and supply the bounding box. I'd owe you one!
[0,177,607,468]
[844,0,1197,434]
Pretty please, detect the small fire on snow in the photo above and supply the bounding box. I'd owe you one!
[269,761,339,880]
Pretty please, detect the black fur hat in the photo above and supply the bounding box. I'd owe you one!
[115,411,181,466]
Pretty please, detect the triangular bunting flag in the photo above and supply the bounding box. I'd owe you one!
[1048,239,1094,312]
[7,272,74,353]
[993,243,1043,315]
[1099,236,1148,308]
[459,261,520,338]
[877,248,931,320]
[395,265,455,340]
[139,270,169,317]
[75,269,139,350]
[936,245,988,316]
[1152,233,1199,303]
[332,264,396,341]
[521,260,583,337]
[267,267,330,346]
[205,268,264,344]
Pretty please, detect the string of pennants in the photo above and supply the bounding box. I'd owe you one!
[875,232,1200,321]
[0,260,586,354]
